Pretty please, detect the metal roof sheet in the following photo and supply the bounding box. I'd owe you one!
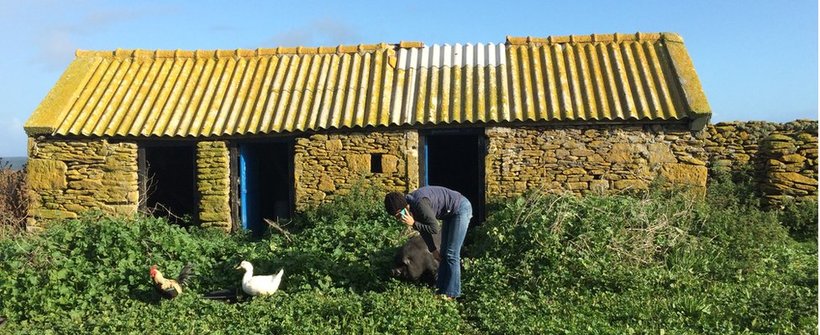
[25,32,711,137]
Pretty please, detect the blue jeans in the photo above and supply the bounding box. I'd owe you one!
[437,197,472,298]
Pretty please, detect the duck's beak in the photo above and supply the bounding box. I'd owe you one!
[234,264,242,270]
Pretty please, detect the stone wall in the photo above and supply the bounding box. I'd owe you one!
[485,124,709,199]
[26,137,139,228]
[702,120,818,205]
[196,141,231,231]
[25,120,817,230]
[294,131,419,208]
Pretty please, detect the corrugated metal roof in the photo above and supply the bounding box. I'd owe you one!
[25,32,711,137]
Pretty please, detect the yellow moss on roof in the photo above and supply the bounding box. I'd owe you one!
[506,32,682,45]
[29,32,711,137]
[75,43,397,59]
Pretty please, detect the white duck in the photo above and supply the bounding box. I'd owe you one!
[236,260,284,296]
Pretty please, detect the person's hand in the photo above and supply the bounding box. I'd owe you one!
[400,209,414,227]
[432,249,442,262]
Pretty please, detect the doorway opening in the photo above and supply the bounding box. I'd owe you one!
[140,144,197,227]
[238,141,293,236]
[420,129,486,226]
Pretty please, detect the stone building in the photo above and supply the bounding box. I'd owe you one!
[24,32,713,233]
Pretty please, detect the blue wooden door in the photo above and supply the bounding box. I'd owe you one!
[239,145,261,233]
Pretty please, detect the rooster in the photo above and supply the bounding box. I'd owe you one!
[149,263,193,299]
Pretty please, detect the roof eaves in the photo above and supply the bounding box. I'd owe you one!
[662,34,712,131]
[25,57,101,136]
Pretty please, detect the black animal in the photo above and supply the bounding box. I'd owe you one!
[390,233,441,286]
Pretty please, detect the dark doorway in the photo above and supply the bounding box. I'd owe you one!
[238,142,292,236]
[141,145,197,227]
[421,129,486,226]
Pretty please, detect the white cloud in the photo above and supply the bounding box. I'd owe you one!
[29,3,175,70]
[268,17,361,47]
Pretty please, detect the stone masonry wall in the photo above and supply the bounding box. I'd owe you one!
[26,137,139,229]
[196,141,231,231]
[702,120,818,206]
[485,124,709,199]
[294,131,419,209]
[25,120,816,231]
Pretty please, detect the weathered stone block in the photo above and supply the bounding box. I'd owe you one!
[31,208,78,220]
[562,167,587,175]
[567,182,588,190]
[590,180,609,193]
[613,179,648,190]
[346,153,371,172]
[607,143,634,163]
[200,212,229,222]
[27,159,68,190]
[660,163,708,187]
[732,153,751,163]
[780,154,806,164]
[326,139,343,151]
[571,148,595,157]
[64,204,86,213]
[648,143,676,165]
[770,172,817,186]
[678,156,706,166]
[382,154,399,174]
[766,134,794,142]
[318,174,336,192]
[68,179,103,190]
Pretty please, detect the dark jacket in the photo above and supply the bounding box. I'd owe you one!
[405,186,463,252]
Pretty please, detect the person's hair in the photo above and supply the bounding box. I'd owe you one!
[384,192,407,215]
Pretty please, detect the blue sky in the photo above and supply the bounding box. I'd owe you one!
[0,0,817,157]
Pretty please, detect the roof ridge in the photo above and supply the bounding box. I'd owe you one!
[73,32,686,59]
[74,42,397,59]
[506,32,683,45]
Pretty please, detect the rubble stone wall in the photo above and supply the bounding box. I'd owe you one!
[702,120,818,205]
[26,137,139,229]
[293,130,419,209]
[25,120,817,230]
[196,141,231,231]
[485,124,709,199]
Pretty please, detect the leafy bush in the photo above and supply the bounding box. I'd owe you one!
[777,198,818,240]
[0,180,815,334]
[460,182,816,334]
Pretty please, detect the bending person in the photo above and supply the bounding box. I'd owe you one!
[384,186,472,299]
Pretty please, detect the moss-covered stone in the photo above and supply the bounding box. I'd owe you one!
[660,163,708,187]
[648,143,677,165]
[31,208,78,220]
[27,159,67,190]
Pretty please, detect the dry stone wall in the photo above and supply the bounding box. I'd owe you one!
[196,141,231,231]
[485,124,709,199]
[26,138,139,229]
[294,131,419,209]
[24,120,816,231]
[702,120,818,206]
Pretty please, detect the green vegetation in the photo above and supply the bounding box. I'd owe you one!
[0,181,816,334]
